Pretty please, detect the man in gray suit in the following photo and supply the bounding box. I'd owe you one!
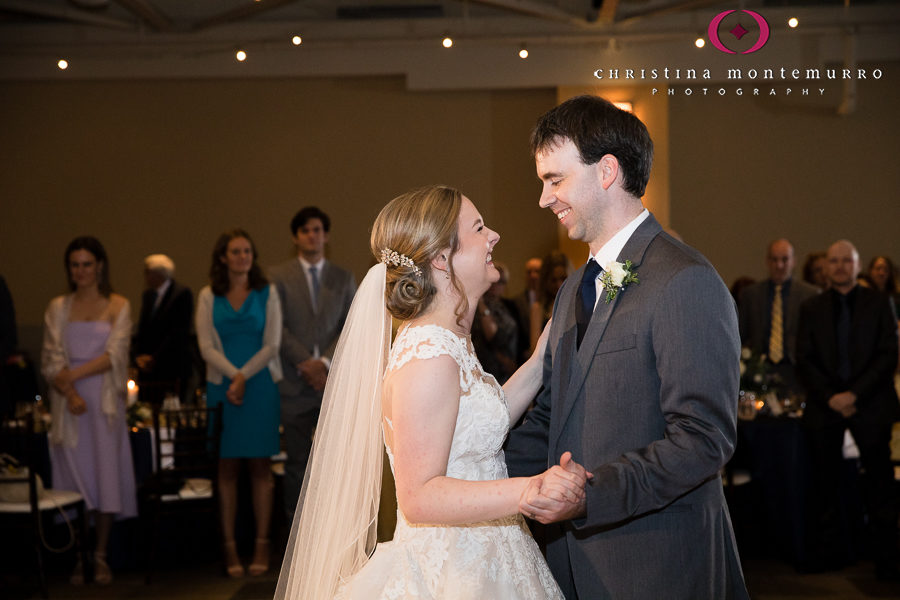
[506,96,748,599]
[271,207,356,520]
[739,239,819,391]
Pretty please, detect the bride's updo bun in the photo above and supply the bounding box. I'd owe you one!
[371,185,462,321]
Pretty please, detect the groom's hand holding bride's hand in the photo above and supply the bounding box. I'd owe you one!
[519,451,592,524]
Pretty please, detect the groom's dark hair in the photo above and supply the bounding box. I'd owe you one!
[530,95,653,198]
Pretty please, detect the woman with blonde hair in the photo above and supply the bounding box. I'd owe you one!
[275,185,588,599]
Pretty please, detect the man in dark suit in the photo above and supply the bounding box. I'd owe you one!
[505,95,748,599]
[271,207,356,520]
[133,254,194,405]
[796,239,900,579]
[739,238,819,391]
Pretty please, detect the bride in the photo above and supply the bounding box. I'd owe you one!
[275,185,589,599]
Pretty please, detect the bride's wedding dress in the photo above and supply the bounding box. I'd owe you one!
[335,324,563,599]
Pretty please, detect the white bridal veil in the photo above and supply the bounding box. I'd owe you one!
[274,263,391,600]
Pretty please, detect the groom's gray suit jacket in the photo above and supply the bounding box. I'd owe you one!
[507,214,748,599]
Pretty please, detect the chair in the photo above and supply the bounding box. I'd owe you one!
[0,413,88,598]
[139,404,223,583]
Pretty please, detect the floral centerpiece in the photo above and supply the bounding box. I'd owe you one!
[738,347,784,419]
[127,401,153,429]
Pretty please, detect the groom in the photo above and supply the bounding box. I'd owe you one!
[506,96,748,599]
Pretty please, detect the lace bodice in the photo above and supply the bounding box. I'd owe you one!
[384,324,511,483]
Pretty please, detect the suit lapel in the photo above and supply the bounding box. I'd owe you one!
[553,214,663,440]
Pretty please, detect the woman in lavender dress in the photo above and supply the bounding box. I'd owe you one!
[42,236,136,585]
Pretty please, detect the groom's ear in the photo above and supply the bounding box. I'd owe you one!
[596,154,620,191]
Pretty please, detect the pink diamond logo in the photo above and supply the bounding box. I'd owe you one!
[730,23,749,40]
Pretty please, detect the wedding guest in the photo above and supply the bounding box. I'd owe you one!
[196,229,282,578]
[739,239,818,391]
[133,254,194,405]
[0,274,17,417]
[41,236,136,585]
[511,257,541,362]
[529,250,571,352]
[269,207,356,523]
[472,262,521,384]
[796,239,900,579]
[729,276,755,308]
[802,251,828,290]
[866,255,900,318]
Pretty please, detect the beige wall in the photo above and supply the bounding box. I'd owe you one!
[666,64,900,287]
[3,68,899,361]
[0,77,558,356]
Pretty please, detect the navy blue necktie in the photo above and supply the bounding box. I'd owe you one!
[576,259,602,347]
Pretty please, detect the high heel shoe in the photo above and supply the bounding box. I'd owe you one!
[69,558,84,586]
[248,538,269,576]
[224,540,245,578]
[94,552,113,585]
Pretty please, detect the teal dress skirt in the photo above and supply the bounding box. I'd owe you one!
[207,286,280,458]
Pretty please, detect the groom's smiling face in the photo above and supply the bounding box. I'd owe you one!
[535,139,603,246]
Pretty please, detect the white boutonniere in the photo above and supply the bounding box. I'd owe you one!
[600,260,639,303]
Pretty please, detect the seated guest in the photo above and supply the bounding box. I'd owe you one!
[472,262,521,384]
[133,254,194,404]
[739,239,818,392]
[802,251,828,291]
[41,236,137,585]
[529,250,571,353]
[196,229,282,578]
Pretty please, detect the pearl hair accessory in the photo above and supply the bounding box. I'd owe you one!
[380,248,422,276]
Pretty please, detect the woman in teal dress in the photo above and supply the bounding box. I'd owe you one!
[196,229,282,578]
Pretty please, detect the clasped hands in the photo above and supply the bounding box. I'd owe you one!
[54,368,87,416]
[828,390,857,418]
[297,358,328,392]
[520,451,593,524]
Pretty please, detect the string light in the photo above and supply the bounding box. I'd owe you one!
[292,35,302,46]
[235,49,247,61]
[57,59,68,70]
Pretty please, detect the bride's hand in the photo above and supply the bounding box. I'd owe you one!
[537,451,591,503]
[519,452,591,524]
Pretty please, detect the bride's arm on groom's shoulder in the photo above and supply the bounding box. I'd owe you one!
[503,319,552,424]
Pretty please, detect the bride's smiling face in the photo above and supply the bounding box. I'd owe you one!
[450,196,500,298]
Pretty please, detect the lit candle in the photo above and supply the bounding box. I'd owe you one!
[127,379,139,406]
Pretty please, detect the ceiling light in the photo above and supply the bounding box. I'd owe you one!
[292,35,302,46]
[57,59,68,70]
[442,36,453,49]
[613,102,633,113]
[788,17,799,28]
[694,37,706,48]
[518,44,528,59]
[235,49,247,62]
